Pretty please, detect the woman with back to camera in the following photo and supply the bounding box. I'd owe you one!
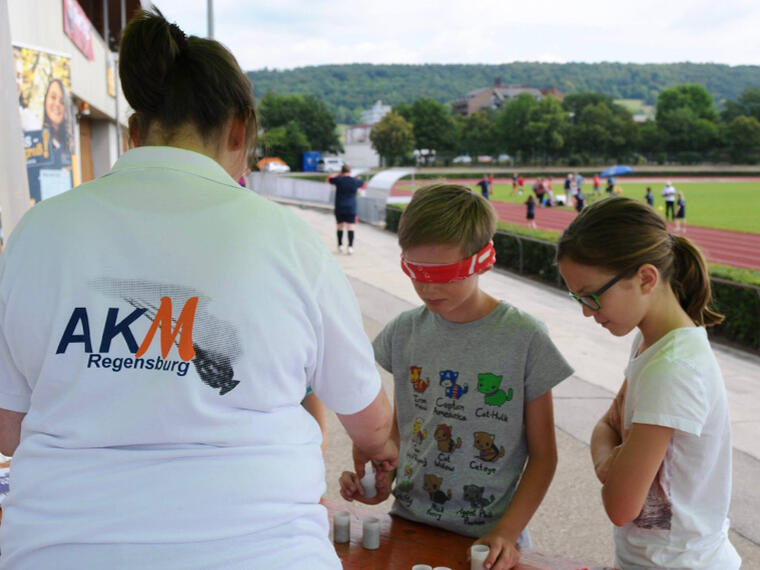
[0,10,397,569]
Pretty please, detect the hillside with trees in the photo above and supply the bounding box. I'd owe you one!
[247,62,760,123]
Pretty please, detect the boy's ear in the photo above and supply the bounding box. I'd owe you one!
[637,264,659,294]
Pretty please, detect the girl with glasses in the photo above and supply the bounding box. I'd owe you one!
[556,196,739,570]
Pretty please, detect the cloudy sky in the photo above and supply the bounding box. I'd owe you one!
[152,0,760,71]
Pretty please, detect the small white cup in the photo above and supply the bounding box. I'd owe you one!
[470,544,490,570]
[411,566,433,570]
[362,516,380,550]
[433,567,453,570]
[333,511,350,543]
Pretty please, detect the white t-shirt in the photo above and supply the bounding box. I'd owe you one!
[0,147,381,569]
[614,328,740,570]
[661,185,676,202]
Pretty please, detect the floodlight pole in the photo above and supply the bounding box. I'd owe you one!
[207,0,214,39]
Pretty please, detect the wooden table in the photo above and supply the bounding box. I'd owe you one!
[324,498,614,570]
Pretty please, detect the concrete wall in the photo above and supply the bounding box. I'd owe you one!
[8,0,129,124]
[0,0,32,241]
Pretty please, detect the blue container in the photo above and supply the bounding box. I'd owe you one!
[302,151,321,172]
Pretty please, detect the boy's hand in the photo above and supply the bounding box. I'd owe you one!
[338,471,392,505]
[595,444,622,484]
[472,533,520,570]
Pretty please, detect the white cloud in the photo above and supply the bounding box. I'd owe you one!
[150,0,760,69]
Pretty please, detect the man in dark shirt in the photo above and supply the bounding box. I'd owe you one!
[329,164,363,254]
[476,175,491,199]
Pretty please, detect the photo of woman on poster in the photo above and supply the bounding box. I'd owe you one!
[13,45,76,202]
[42,78,73,168]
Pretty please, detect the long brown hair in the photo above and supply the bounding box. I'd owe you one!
[557,196,723,326]
[119,9,257,150]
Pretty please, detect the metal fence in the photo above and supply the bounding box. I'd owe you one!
[249,169,413,225]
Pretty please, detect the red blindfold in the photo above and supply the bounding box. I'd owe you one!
[401,241,496,283]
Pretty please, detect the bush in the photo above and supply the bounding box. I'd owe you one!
[710,278,760,350]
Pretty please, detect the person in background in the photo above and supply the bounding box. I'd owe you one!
[341,185,572,570]
[557,197,740,570]
[525,193,538,228]
[661,180,677,221]
[593,174,601,197]
[329,164,363,254]
[0,10,397,569]
[511,172,518,194]
[476,174,491,199]
[564,173,573,206]
[605,177,615,195]
[575,188,585,213]
[675,191,687,233]
[645,187,654,207]
[517,175,525,195]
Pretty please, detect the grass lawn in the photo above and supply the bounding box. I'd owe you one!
[481,181,760,234]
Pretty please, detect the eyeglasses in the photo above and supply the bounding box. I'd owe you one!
[567,269,630,310]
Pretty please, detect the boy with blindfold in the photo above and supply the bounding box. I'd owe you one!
[340,184,573,570]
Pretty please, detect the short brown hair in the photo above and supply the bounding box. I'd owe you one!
[557,196,723,326]
[120,9,257,150]
[398,184,497,256]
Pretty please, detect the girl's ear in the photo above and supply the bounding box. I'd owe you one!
[637,264,659,294]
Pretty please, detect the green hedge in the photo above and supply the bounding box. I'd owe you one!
[386,205,760,354]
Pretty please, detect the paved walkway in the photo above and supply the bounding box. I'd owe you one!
[281,202,760,567]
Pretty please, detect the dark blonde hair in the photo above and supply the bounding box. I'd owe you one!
[557,196,723,326]
[119,9,257,150]
[398,184,497,256]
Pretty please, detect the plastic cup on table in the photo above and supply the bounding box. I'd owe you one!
[333,510,350,543]
[362,516,380,550]
[470,544,490,570]
[411,566,433,570]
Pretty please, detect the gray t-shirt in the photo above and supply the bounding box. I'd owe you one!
[373,301,573,537]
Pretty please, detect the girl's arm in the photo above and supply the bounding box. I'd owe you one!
[601,422,674,526]
[474,390,558,570]
[590,380,626,483]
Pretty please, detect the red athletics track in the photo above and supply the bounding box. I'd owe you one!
[390,180,760,271]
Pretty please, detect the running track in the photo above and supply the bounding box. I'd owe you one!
[390,180,760,271]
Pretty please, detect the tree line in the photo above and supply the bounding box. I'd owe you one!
[247,62,760,124]
[369,86,760,166]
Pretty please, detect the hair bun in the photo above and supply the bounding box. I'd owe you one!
[168,23,187,53]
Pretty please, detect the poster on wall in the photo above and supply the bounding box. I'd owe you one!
[13,44,77,203]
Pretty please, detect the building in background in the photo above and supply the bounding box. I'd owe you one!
[342,100,389,169]
[453,79,564,116]
[5,0,139,207]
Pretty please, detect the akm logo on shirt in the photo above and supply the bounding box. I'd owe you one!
[56,278,243,395]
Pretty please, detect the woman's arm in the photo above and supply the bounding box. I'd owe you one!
[601,422,673,526]
[0,409,25,457]
[337,388,398,474]
[474,390,558,570]
[301,392,328,454]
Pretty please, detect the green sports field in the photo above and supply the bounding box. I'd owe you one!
[488,180,760,234]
